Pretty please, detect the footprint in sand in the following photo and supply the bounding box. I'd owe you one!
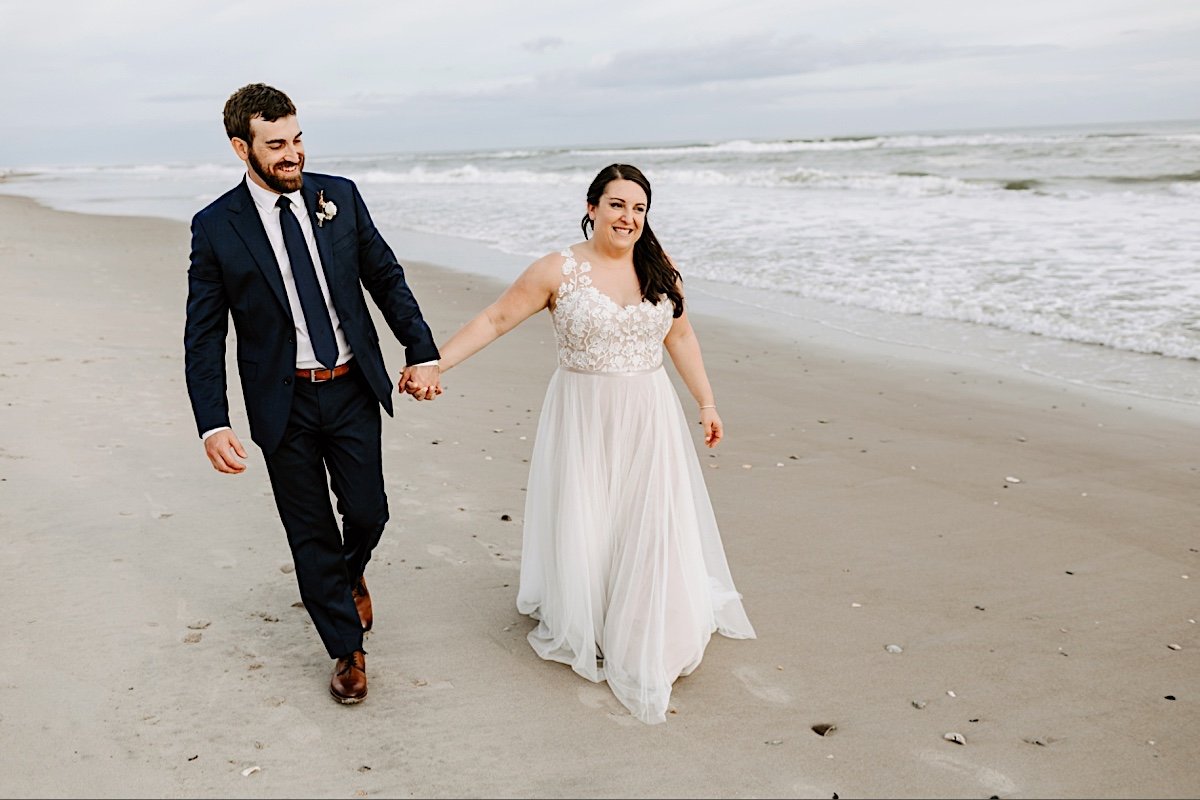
[918,750,1017,796]
[145,492,172,520]
[426,544,466,565]
[576,685,641,727]
[472,537,521,570]
[732,665,792,706]
[401,676,455,691]
[266,705,323,745]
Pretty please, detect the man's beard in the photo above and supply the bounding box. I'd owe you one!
[248,148,304,194]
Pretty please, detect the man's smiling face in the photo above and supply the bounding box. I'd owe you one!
[238,114,305,194]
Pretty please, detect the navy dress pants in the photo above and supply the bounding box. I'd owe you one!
[263,363,388,659]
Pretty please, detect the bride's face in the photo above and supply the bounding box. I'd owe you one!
[589,179,647,252]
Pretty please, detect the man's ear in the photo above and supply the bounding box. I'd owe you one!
[230,137,250,162]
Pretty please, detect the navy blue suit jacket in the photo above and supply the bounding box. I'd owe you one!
[184,173,439,454]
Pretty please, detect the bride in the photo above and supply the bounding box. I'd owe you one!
[429,164,755,724]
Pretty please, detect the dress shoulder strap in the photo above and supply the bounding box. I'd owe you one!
[557,246,591,295]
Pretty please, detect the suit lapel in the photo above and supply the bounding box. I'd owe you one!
[226,181,292,318]
[302,178,338,296]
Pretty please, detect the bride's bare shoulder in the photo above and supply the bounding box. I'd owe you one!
[512,250,568,293]
[525,245,585,280]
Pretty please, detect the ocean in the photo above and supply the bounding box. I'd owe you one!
[3,118,1198,408]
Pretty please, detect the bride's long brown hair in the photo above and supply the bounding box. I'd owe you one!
[581,164,684,318]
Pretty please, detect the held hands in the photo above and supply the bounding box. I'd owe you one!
[699,407,723,448]
[204,429,248,474]
[399,363,443,401]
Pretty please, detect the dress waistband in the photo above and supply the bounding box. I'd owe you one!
[560,364,663,377]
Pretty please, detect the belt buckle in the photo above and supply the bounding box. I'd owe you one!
[308,368,321,383]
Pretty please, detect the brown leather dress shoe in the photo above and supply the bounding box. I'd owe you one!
[352,576,373,632]
[330,650,367,704]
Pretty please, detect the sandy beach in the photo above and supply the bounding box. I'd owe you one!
[0,192,1197,798]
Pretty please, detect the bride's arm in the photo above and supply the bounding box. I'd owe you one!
[664,282,723,448]
[437,254,560,372]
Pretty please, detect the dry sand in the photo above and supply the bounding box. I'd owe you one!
[0,193,1197,798]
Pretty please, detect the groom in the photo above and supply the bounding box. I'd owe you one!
[184,83,441,704]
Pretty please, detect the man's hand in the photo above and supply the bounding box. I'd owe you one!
[204,429,248,474]
[399,363,442,401]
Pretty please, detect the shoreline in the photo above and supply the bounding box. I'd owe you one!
[393,224,1200,425]
[1,180,1198,419]
[1,194,1198,797]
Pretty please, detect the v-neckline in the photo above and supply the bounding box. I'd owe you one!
[569,247,646,310]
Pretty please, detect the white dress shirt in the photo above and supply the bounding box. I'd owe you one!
[244,174,353,370]
[201,174,435,442]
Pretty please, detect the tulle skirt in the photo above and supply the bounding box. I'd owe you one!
[517,365,756,724]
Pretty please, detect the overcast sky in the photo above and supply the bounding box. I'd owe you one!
[2,0,1197,166]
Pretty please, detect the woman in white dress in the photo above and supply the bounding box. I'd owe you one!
[432,164,755,724]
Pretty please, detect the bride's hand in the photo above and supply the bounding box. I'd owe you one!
[699,407,722,448]
[399,363,443,401]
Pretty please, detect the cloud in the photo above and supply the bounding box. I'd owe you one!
[143,92,223,104]
[0,0,1195,164]
[521,36,565,54]
[576,34,1059,89]
[342,31,1059,129]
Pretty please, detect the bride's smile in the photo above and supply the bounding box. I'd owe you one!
[589,179,647,253]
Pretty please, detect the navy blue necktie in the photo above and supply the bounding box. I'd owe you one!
[277,195,338,369]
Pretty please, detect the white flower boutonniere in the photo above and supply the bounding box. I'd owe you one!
[315,189,338,228]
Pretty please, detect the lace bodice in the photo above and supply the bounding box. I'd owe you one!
[551,248,673,373]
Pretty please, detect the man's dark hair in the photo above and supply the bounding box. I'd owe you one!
[223,83,296,144]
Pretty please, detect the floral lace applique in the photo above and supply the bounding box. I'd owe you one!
[552,247,673,373]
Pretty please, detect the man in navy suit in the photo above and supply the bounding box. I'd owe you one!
[185,83,441,704]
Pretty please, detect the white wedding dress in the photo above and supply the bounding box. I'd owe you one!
[517,247,756,724]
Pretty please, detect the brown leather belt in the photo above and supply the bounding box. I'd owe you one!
[296,362,352,382]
